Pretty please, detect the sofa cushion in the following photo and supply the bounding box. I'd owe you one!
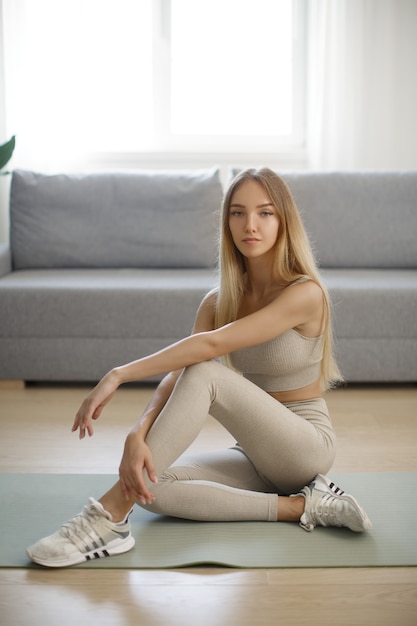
[1,267,415,341]
[321,269,417,339]
[0,268,218,339]
[10,169,223,269]
[231,170,417,268]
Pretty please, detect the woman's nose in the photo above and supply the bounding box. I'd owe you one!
[245,214,257,232]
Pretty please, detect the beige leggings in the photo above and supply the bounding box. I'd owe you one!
[141,360,336,522]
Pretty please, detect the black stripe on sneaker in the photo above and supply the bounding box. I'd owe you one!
[90,549,111,560]
[329,482,345,495]
[83,547,114,562]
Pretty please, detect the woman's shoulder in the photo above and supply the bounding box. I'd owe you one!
[272,276,324,325]
[287,275,322,296]
[192,288,219,332]
[201,287,219,308]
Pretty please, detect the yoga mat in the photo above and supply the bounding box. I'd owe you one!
[0,472,415,568]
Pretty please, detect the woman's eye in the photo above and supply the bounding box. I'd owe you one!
[261,211,273,217]
[230,211,243,217]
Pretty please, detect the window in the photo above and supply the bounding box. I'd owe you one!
[169,0,303,146]
[2,0,306,161]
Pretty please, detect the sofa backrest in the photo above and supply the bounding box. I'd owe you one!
[283,171,417,268]
[10,169,223,269]
[11,168,417,270]
[283,172,417,268]
[232,169,417,268]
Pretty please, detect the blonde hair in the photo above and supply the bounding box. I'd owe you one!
[215,167,342,390]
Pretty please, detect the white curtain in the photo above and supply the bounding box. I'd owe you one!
[307,0,417,170]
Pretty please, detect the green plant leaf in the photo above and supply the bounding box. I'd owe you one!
[0,135,16,170]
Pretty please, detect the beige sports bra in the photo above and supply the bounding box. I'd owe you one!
[229,277,323,392]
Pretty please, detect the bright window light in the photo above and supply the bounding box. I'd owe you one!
[3,0,303,162]
[171,0,293,137]
[3,0,154,152]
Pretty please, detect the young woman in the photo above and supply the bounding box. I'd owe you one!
[27,168,372,568]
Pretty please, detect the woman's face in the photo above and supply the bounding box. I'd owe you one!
[228,179,280,260]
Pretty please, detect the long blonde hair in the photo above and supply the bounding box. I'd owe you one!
[215,167,342,390]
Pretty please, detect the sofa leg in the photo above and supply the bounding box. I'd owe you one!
[0,380,26,390]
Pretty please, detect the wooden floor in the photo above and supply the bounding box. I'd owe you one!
[0,382,416,626]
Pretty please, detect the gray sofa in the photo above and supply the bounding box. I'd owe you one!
[0,168,416,384]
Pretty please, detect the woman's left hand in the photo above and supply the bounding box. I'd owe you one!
[72,370,120,439]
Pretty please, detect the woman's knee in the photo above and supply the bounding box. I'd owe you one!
[180,360,226,386]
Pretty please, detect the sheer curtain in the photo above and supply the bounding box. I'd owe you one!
[307,0,417,170]
[306,0,364,169]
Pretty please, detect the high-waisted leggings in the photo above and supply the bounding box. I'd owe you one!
[140,360,336,522]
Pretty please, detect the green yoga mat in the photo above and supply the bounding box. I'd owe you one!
[0,472,415,568]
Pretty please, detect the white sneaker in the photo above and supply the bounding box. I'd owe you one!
[26,498,135,567]
[298,474,373,532]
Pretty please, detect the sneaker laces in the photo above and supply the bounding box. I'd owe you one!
[61,501,110,549]
[304,492,345,530]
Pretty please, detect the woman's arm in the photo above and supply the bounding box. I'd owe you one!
[73,280,322,437]
[113,279,324,385]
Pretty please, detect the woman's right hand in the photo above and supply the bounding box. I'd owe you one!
[118,431,158,505]
[72,369,121,439]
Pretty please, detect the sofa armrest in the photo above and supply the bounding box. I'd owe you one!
[0,243,12,277]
